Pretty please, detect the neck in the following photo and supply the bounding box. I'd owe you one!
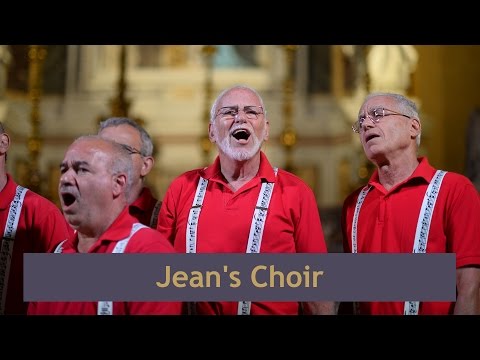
[375,155,420,191]
[76,233,98,253]
[74,203,127,252]
[128,183,144,204]
[219,153,261,192]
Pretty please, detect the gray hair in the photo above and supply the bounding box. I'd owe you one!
[98,117,154,157]
[363,92,421,147]
[209,85,267,124]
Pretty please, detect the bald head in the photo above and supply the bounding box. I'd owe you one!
[68,135,134,188]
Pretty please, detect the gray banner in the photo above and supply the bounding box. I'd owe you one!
[24,253,455,301]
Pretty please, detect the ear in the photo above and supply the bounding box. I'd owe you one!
[0,132,10,155]
[112,173,127,198]
[410,118,421,140]
[263,120,270,141]
[140,156,154,177]
[208,123,216,143]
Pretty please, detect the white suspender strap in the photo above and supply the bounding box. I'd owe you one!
[350,185,372,315]
[187,168,279,315]
[0,185,28,315]
[352,171,447,315]
[54,222,147,315]
[186,177,209,254]
[412,170,447,254]
[184,177,209,315]
[404,170,447,315]
[97,222,147,315]
[245,169,278,253]
[111,223,148,254]
[238,167,278,315]
[54,239,68,253]
[351,185,372,254]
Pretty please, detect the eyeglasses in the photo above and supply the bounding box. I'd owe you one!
[352,107,412,133]
[216,106,264,121]
[120,143,144,156]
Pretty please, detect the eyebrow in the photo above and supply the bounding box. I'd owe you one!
[59,160,89,169]
[120,143,142,155]
[219,105,261,109]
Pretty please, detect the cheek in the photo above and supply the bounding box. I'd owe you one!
[214,125,229,138]
[391,126,410,142]
[255,123,267,135]
[87,176,112,193]
[132,158,143,171]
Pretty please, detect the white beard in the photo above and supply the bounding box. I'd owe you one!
[216,128,265,161]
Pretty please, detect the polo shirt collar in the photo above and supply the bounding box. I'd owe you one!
[369,157,436,190]
[64,207,136,252]
[130,187,155,212]
[98,207,137,242]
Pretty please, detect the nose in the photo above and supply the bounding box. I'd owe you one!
[362,114,376,130]
[234,110,247,122]
[59,168,74,186]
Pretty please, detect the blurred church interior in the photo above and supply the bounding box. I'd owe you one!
[1,45,479,252]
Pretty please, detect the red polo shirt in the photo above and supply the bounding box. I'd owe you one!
[129,186,160,228]
[157,151,327,315]
[342,157,480,314]
[0,174,71,314]
[28,208,182,315]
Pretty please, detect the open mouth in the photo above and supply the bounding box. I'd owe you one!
[61,192,77,207]
[232,128,251,142]
[365,134,379,143]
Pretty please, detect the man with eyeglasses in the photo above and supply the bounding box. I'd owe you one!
[341,92,480,315]
[157,85,335,315]
[0,121,71,314]
[28,136,182,315]
[98,117,161,228]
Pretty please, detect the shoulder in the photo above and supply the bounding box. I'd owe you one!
[276,169,313,193]
[435,170,477,191]
[168,168,203,187]
[442,171,474,184]
[164,168,204,198]
[128,227,176,253]
[23,189,62,213]
[343,186,365,208]
[440,171,479,195]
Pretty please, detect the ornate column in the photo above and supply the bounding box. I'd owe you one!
[280,45,298,172]
[200,45,216,166]
[26,45,47,194]
[0,46,11,100]
[110,45,130,117]
[98,45,144,126]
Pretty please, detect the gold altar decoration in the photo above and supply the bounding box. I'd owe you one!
[26,45,47,194]
[200,45,216,166]
[97,45,144,127]
[280,45,298,172]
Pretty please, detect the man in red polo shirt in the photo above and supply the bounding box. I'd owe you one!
[98,117,161,228]
[0,122,71,315]
[157,85,335,315]
[28,136,181,315]
[342,92,480,315]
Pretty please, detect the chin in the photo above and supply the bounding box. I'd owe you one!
[219,141,260,161]
[232,151,256,161]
